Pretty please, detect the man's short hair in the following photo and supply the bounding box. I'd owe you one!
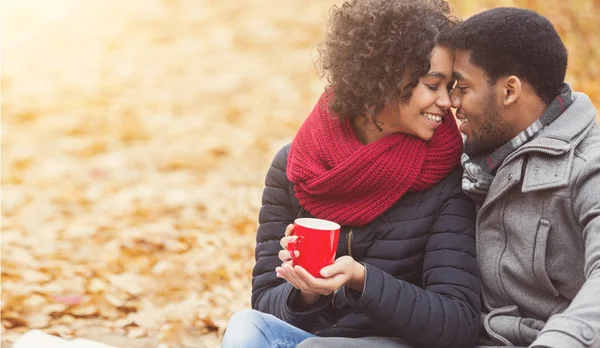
[440,7,568,105]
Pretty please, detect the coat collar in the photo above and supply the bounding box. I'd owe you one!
[517,93,597,192]
[488,92,596,194]
[478,92,597,208]
[515,92,596,154]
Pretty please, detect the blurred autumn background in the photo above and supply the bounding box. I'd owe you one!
[1,0,598,347]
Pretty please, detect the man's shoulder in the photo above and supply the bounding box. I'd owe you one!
[574,122,600,161]
[518,121,599,194]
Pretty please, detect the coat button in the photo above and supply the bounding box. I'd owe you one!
[508,173,513,180]
[582,327,595,340]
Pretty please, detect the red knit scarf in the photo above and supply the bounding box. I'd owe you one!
[287,92,463,226]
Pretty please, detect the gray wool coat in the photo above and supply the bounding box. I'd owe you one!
[475,92,600,348]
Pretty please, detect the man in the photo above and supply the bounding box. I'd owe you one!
[440,7,600,348]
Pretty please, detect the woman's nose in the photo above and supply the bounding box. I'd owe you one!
[436,92,452,109]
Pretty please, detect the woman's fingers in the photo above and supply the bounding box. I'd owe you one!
[294,266,320,288]
[284,224,294,237]
[282,263,302,287]
[278,249,291,262]
[276,266,298,287]
[278,249,299,262]
[279,224,297,250]
[276,261,304,289]
[278,264,339,296]
[291,266,332,295]
[279,235,298,250]
[294,266,342,295]
[283,263,310,290]
[320,256,354,277]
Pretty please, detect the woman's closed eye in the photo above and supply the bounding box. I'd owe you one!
[426,80,456,92]
[425,84,440,91]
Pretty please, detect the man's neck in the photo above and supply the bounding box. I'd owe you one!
[507,95,548,136]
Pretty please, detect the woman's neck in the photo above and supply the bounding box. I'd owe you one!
[351,115,392,145]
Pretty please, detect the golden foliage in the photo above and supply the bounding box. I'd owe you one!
[1,0,598,347]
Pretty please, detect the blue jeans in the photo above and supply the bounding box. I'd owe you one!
[221,309,515,348]
[220,309,316,347]
[221,309,422,347]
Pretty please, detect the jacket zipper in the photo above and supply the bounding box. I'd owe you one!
[347,228,353,257]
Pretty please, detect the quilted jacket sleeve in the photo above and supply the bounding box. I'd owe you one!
[251,145,332,331]
[343,169,481,348]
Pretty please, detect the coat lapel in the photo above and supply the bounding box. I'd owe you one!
[479,157,525,215]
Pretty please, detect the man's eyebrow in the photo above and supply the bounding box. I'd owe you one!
[453,71,465,80]
[424,71,448,79]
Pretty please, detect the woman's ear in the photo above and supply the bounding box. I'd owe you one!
[503,75,522,106]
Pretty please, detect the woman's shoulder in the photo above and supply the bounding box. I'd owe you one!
[263,143,295,195]
[414,166,465,199]
[262,144,301,218]
[381,166,466,218]
[436,166,464,194]
[269,143,291,172]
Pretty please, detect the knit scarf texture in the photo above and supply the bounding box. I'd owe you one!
[287,92,463,226]
[461,83,574,206]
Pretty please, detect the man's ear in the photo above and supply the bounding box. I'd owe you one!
[503,75,521,106]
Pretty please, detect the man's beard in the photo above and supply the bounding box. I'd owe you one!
[463,96,513,157]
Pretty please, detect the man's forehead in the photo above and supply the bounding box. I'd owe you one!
[453,50,480,81]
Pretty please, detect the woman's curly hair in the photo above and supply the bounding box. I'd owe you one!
[317,0,455,121]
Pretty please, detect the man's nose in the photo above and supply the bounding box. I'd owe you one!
[450,89,461,109]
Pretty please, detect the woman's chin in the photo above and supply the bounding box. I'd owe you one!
[415,131,434,142]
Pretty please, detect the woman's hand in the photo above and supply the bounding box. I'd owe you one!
[278,224,298,264]
[276,255,366,296]
[277,224,321,306]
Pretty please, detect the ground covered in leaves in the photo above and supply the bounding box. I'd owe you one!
[1,0,598,347]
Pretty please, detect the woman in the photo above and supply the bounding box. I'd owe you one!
[222,1,480,347]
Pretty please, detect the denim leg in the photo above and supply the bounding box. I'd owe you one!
[221,309,316,348]
[297,336,414,348]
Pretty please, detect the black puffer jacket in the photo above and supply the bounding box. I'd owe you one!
[252,145,480,348]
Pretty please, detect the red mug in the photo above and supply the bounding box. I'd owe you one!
[287,218,341,278]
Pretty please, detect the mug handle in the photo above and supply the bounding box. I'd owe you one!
[287,236,302,265]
